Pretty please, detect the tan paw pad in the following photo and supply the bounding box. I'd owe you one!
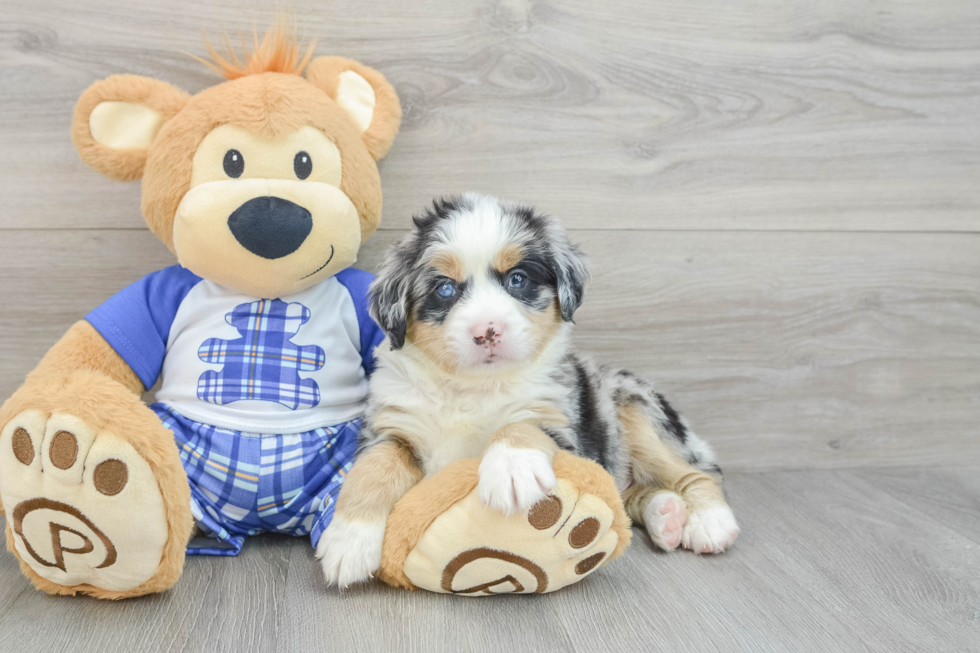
[0,411,169,592]
[403,478,620,596]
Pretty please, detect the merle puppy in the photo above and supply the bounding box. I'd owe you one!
[317,194,739,587]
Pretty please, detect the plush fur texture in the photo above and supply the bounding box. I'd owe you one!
[195,17,317,80]
[305,57,402,161]
[336,195,737,577]
[71,75,189,182]
[138,71,389,256]
[378,458,482,590]
[377,452,631,592]
[72,53,400,262]
[0,321,140,517]
[1,21,402,598]
[30,321,144,395]
[0,369,192,599]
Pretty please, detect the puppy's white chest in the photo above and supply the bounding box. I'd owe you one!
[425,436,484,476]
[417,385,532,475]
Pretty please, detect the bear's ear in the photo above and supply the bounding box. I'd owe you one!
[305,57,402,160]
[72,75,190,181]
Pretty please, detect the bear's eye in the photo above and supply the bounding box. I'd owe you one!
[223,149,244,178]
[294,151,312,180]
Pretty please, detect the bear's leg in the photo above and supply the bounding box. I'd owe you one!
[618,404,739,554]
[0,371,192,598]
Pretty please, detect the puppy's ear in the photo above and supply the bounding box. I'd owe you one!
[305,56,402,161]
[369,240,417,350]
[546,224,591,322]
[72,75,189,181]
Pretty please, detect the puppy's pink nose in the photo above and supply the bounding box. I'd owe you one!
[472,323,503,345]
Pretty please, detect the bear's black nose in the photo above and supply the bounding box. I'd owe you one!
[228,196,312,259]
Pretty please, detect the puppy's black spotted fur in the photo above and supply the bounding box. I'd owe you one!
[358,193,738,557]
[365,194,722,488]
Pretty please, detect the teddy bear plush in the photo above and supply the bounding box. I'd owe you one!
[0,22,629,599]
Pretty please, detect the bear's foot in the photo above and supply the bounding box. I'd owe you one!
[0,373,192,598]
[379,452,631,595]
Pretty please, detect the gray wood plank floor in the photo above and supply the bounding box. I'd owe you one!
[1,466,978,653]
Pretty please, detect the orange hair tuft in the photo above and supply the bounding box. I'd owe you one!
[194,15,316,80]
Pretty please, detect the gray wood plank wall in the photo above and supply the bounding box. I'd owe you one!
[1,0,978,476]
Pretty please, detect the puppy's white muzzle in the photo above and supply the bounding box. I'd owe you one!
[449,285,532,368]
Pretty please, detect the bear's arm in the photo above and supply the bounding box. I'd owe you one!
[82,265,203,391]
[29,321,142,394]
[24,264,201,393]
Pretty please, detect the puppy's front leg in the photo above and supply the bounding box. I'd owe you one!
[478,423,560,515]
[317,440,422,588]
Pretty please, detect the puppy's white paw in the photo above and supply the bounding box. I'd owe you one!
[478,443,556,515]
[681,504,740,554]
[643,491,687,551]
[316,517,386,589]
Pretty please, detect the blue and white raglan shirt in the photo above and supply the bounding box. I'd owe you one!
[86,266,384,435]
[84,266,385,554]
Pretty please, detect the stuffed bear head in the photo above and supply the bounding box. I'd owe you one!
[71,22,401,298]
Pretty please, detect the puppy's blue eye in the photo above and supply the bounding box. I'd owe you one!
[436,282,456,298]
[508,272,528,289]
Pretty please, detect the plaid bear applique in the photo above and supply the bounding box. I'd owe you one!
[197,299,326,409]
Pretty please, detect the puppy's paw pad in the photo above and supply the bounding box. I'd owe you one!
[643,491,687,551]
[317,518,385,589]
[0,411,169,592]
[478,444,556,515]
[681,505,739,554]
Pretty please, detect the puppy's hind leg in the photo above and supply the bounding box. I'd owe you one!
[622,484,688,552]
[619,403,739,554]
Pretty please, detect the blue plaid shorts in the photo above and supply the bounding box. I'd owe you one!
[152,404,359,556]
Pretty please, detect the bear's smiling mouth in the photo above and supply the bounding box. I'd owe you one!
[300,245,334,279]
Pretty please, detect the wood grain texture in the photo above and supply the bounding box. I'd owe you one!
[1,466,977,652]
[1,0,976,472]
[0,529,291,653]
[0,229,976,472]
[1,0,979,231]
[0,0,977,650]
